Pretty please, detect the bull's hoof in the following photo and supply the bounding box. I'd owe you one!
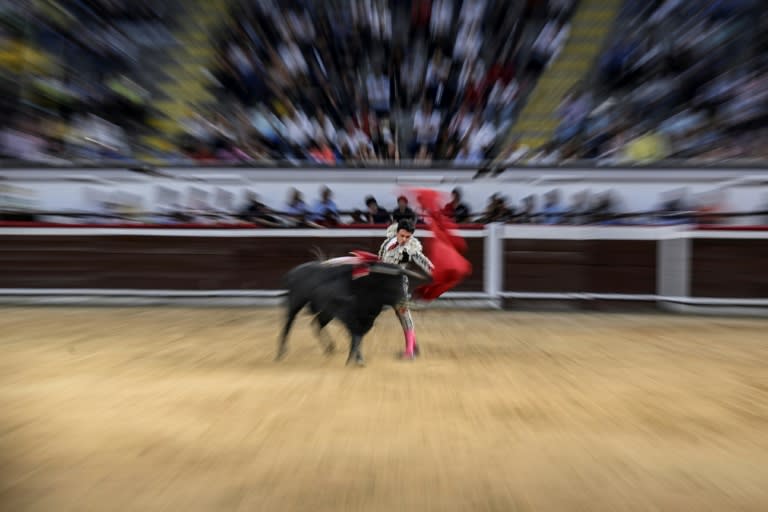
[275,349,287,362]
[346,354,365,367]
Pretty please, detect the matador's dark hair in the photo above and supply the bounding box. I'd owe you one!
[397,219,415,234]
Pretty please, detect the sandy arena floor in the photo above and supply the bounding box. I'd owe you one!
[1,306,767,511]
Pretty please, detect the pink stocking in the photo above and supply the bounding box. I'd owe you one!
[404,329,416,357]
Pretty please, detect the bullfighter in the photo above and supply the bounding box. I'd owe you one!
[378,218,434,359]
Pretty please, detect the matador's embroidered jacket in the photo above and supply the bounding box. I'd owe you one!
[377,223,435,276]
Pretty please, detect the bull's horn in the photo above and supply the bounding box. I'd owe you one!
[368,264,430,281]
[402,268,431,281]
[368,263,402,276]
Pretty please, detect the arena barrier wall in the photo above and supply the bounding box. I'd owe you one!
[1,224,766,313]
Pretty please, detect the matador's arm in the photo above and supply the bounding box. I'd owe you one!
[404,237,434,276]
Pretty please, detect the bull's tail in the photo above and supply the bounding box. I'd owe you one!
[310,246,327,262]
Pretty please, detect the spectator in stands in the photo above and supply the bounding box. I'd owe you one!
[238,192,285,227]
[447,105,475,145]
[308,137,337,165]
[410,102,442,158]
[391,195,417,224]
[478,193,513,223]
[311,110,339,151]
[339,118,374,160]
[430,0,454,51]
[527,18,569,74]
[465,117,497,159]
[364,196,391,224]
[453,140,483,165]
[567,190,591,225]
[453,21,482,64]
[554,89,593,144]
[541,189,566,225]
[366,65,391,119]
[485,79,519,126]
[695,190,725,226]
[424,50,453,108]
[516,195,536,224]
[281,104,314,156]
[286,188,323,228]
[655,188,692,225]
[0,117,51,163]
[591,191,621,225]
[443,187,470,223]
[310,186,341,225]
[248,105,284,154]
[622,126,672,163]
[286,188,309,217]
[370,118,397,160]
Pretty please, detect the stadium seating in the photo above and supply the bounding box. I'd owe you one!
[0,0,766,165]
[533,0,768,163]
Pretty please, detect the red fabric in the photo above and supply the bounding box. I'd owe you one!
[407,188,472,301]
[349,250,380,263]
[349,251,380,279]
[351,266,370,279]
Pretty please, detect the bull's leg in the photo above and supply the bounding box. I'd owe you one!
[276,302,303,361]
[313,313,336,355]
[346,334,365,367]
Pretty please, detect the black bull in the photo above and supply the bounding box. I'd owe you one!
[276,259,431,366]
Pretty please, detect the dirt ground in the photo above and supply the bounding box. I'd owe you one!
[1,307,768,511]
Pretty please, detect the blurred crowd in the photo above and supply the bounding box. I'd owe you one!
[192,0,576,164]
[0,0,766,166]
[0,0,173,163]
[525,0,768,164]
[0,0,576,165]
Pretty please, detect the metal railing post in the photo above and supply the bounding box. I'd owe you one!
[483,222,503,299]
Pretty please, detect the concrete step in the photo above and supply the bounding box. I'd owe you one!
[570,25,613,38]
[560,42,602,56]
[580,0,622,9]
[153,100,194,117]
[516,136,550,148]
[147,116,180,132]
[514,118,558,131]
[573,9,617,22]
[140,135,178,152]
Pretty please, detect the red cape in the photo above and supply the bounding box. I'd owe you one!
[407,188,472,301]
